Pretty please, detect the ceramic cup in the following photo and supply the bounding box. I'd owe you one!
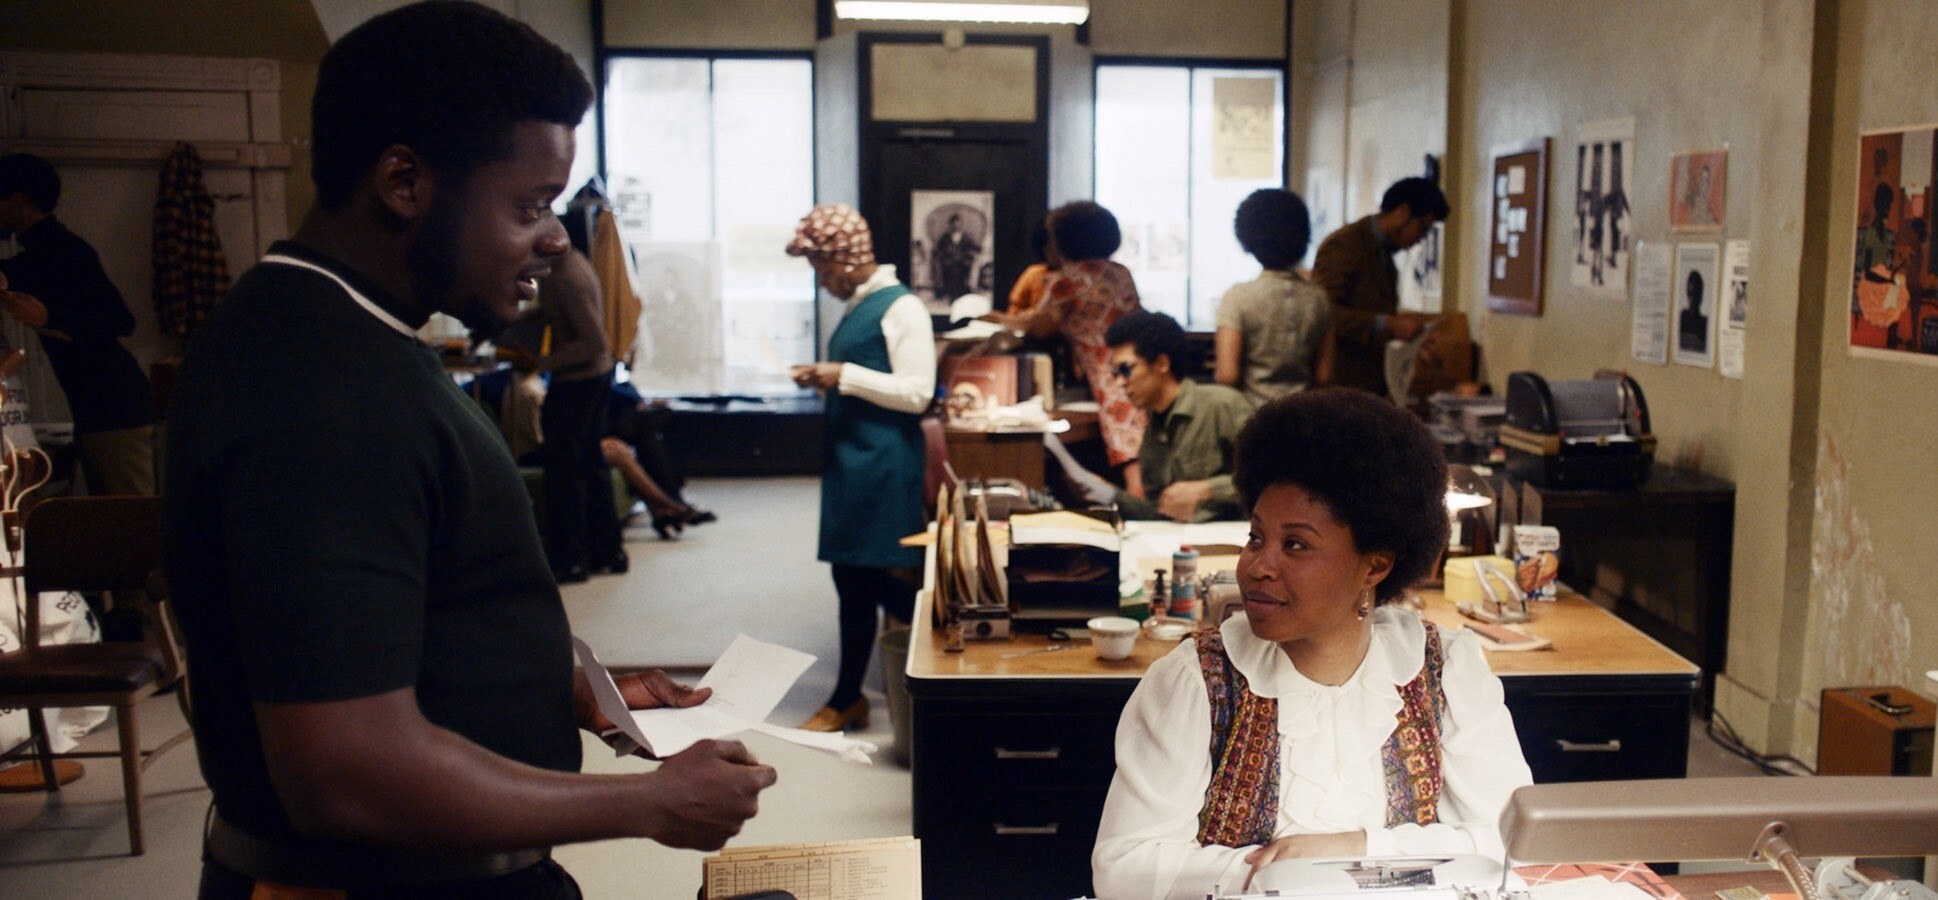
[1087,615,1140,661]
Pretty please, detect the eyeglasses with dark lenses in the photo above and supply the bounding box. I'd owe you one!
[1111,362,1135,380]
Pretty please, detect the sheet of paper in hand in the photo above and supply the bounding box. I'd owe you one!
[572,634,877,762]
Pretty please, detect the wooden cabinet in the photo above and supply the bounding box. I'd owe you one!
[906,581,1697,900]
[1507,465,1734,711]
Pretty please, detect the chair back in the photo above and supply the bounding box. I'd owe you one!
[20,496,164,647]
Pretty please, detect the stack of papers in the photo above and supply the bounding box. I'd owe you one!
[1009,510,1120,550]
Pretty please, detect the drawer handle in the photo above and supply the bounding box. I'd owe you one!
[993,747,1062,760]
[1555,739,1623,753]
[993,822,1061,836]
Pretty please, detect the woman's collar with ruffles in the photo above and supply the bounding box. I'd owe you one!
[1220,607,1433,803]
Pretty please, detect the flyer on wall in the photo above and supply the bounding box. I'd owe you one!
[1630,241,1671,365]
[1719,239,1751,379]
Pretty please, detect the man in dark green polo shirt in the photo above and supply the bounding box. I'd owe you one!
[164,4,774,896]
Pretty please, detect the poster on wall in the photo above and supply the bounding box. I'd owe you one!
[1397,223,1443,313]
[1849,125,1938,363]
[1670,148,1728,231]
[630,242,723,394]
[1570,117,1636,295]
[1487,138,1549,316]
[1631,241,1671,365]
[910,189,996,315]
[1719,239,1751,379]
[1212,76,1277,180]
[1673,242,1721,368]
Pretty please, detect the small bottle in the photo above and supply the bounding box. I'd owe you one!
[1150,570,1168,620]
[1171,545,1200,620]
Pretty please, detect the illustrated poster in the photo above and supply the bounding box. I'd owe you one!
[1670,148,1728,231]
[1570,117,1636,294]
[1849,125,1938,362]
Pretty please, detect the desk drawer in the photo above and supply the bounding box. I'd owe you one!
[1509,689,1690,782]
[919,787,1103,900]
[918,710,1120,789]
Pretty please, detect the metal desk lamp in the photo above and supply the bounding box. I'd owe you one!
[1501,776,1938,900]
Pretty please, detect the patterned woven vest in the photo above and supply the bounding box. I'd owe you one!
[1193,623,1449,847]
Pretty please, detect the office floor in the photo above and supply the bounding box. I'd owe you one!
[0,476,1769,898]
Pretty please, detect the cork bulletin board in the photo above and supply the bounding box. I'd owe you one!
[1488,138,1549,316]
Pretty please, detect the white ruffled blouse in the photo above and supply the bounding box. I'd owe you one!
[1090,606,1533,900]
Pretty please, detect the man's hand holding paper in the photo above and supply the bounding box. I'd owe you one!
[573,635,878,763]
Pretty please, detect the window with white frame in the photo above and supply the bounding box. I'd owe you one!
[1095,63,1285,330]
[601,55,814,395]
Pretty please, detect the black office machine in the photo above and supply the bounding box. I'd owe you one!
[1500,371,1655,489]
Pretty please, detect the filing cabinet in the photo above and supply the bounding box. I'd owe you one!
[907,687,1134,900]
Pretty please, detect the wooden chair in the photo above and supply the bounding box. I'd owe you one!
[0,495,190,855]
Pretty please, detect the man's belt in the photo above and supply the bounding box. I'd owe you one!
[206,813,547,888]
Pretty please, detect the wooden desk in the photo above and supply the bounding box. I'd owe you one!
[905,585,1697,900]
[941,411,1099,489]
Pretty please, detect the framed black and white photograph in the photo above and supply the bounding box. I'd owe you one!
[1570,117,1636,295]
[909,189,995,314]
[1673,242,1721,368]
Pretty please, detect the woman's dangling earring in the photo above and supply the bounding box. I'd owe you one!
[1356,587,1373,620]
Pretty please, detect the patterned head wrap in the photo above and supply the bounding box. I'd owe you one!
[785,203,875,269]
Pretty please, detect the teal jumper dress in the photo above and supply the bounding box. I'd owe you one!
[818,284,927,569]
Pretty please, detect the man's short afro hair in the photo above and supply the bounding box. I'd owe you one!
[310,1,593,210]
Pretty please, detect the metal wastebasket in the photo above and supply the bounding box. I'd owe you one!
[878,627,912,767]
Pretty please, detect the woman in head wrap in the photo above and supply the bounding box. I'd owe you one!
[786,204,937,732]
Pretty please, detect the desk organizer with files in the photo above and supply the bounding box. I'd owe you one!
[1003,508,1122,633]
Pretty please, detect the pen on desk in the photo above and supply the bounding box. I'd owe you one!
[1000,643,1076,659]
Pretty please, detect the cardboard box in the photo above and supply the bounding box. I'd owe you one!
[1511,524,1561,601]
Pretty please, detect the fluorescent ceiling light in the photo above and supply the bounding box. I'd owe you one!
[835,1,1090,25]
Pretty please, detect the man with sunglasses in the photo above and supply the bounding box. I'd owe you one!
[1049,311,1252,523]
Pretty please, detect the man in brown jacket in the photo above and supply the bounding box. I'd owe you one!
[1309,177,1448,397]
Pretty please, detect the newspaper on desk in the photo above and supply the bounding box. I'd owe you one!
[1195,855,1513,900]
[571,634,876,763]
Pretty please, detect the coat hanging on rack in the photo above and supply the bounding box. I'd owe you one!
[591,206,641,366]
[152,142,230,338]
[567,181,640,365]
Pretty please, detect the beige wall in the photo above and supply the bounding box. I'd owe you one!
[604,0,818,50]
[1792,0,1938,757]
[1302,0,1938,761]
[1289,0,1448,259]
[1088,0,1285,58]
